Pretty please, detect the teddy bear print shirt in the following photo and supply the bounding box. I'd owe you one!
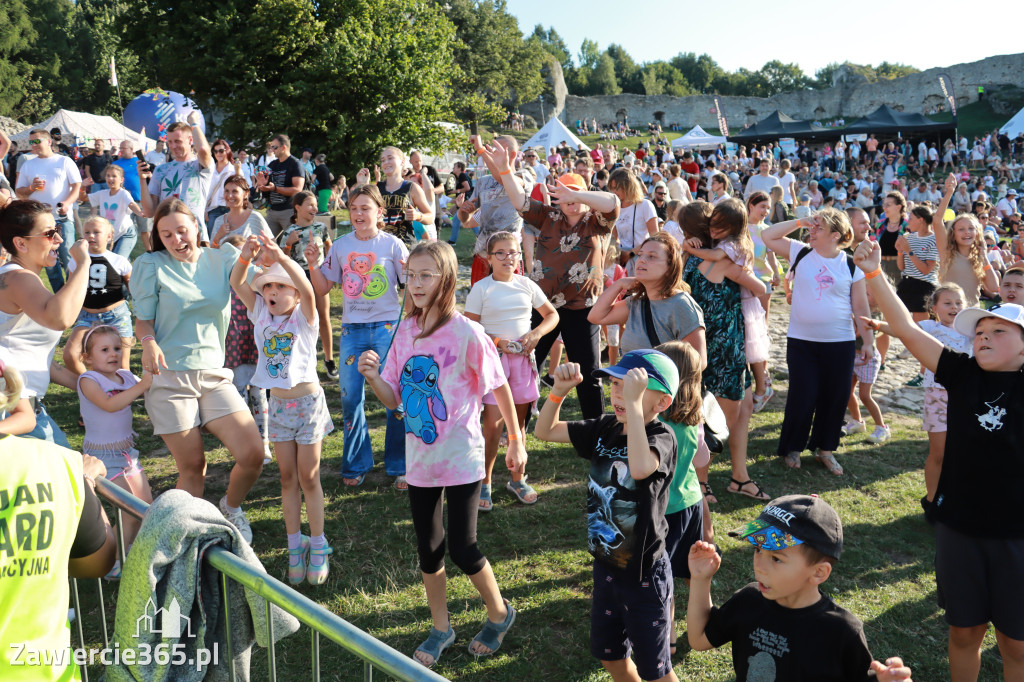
[320,231,409,323]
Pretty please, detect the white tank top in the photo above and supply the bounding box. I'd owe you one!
[0,263,64,397]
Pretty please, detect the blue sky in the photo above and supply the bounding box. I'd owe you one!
[505,0,1010,77]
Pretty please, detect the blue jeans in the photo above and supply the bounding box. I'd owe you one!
[44,214,75,292]
[449,213,462,245]
[206,206,229,232]
[338,320,406,478]
[23,402,70,447]
[112,223,138,260]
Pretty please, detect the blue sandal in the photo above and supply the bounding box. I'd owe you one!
[468,599,516,658]
[479,483,493,512]
[415,625,456,668]
[506,477,538,505]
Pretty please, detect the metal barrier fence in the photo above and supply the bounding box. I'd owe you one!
[71,477,449,682]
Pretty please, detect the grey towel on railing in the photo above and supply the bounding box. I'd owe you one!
[104,490,300,681]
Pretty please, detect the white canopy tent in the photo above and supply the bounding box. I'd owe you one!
[671,125,726,150]
[10,109,158,150]
[522,117,590,153]
[999,106,1024,140]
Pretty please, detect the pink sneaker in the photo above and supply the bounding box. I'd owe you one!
[287,535,310,585]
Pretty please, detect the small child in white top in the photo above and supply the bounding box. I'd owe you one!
[230,235,335,585]
[88,164,144,255]
[76,324,154,575]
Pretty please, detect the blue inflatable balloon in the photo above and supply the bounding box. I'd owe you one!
[123,88,206,141]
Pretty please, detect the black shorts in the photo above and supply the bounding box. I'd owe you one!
[896,276,937,313]
[590,555,673,678]
[935,522,1024,640]
[664,503,703,580]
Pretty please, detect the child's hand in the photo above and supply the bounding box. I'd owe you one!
[684,236,703,251]
[869,657,913,681]
[894,235,910,253]
[82,454,108,481]
[551,362,583,396]
[944,173,957,195]
[240,234,263,262]
[355,168,370,185]
[688,541,721,581]
[357,350,382,380]
[304,238,322,265]
[258,235,285,264]
[859,315,881,332]
[138,370,154,390]
[518,328,542,355]
[505,438,527,475]
[853,240,881,273]
[622,367,648,405]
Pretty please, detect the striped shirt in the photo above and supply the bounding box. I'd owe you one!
[902,232,938,283]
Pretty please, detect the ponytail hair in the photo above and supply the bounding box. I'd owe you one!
[291,190,317,224]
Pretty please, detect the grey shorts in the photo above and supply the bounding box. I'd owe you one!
[268,388,335,445]
[935,522,1024,639]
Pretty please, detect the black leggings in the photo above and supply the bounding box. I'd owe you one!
[408,480,487,576]
[532,306,605,419]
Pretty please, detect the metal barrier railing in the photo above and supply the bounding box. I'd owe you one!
[71,477,449,682]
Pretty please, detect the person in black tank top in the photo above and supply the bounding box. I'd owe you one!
[369,146,435,248]
[377,179,416,247]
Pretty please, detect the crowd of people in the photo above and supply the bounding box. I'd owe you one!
[2,116,1024,681]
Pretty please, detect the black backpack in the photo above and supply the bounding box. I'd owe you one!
[789,245,856,278]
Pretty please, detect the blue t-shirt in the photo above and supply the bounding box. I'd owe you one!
[112,158,141,201]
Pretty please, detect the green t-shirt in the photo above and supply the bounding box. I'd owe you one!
[131,244,240,371]
[662,419,702,514]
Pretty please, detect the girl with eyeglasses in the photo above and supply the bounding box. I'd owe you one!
[464,231,559,511]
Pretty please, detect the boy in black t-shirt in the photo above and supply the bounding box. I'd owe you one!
[853,237,1024,681]
[687,495,911,681]
[535,349,680,682]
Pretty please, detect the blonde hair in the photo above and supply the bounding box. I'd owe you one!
[710,198,754,267]
[816,207,855,249]
[608,168,644,205]
[926,283,966,321]
[939,214,986,284]
[655,341,702,426]
[82,215,114,249]
[0,362,25,414]
[407,241,457,339]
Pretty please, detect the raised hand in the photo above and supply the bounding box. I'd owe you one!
[240,235,262,262]
[853,239,881,273]
[551,362,583,395]
[687,541,722,581]
[68,239,90,267]
[622,367,648,405]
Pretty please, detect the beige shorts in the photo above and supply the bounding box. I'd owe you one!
[145,368,249,435]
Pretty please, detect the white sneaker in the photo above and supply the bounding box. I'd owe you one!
[219,496,253,544]
[752,386,775,413]
[263,440,273,465]
[842,419,866,436]
[866,425,891,444]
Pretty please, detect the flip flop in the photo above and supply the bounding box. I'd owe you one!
[414,625,456,668]
[506,477,538,505]
[394,475,408,491]
[727,478,770,501]
[342,473,366,487]
[479,483,493,512]
[468,599,516,658]
[784,452,802,469]
[815,451,844,476]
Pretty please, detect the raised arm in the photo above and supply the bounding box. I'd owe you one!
[933,173,956,255]
[188,111,212,169]
[475,139,528,212]
[760,216,803,257]
[587,277,633,326]
[853,240,943,372]
[686,540,721,651]
[303,241,333,297]
[229,235,259,311]
[261,236,316,325]
[548,182,619,215]
[2,240,90,330]
[533,362,583,443]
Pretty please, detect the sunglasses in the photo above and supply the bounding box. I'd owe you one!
[23,228,60,241]
[214,148,226,153]
[29,139,44,145]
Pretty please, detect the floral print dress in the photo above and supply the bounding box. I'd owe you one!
[683,256,749,401]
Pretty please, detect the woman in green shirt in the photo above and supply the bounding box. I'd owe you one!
[132,198,264,543]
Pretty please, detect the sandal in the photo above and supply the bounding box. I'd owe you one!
[783,452,802,469]
[468,599,516,658]
[506,476,538,505]
[394,475,408,491]
[342,473,366,487]
[700,481,718,504]
[815,451,844,476]
[414,625,456,668]
[726,478,770,501]
[479,483,493,512]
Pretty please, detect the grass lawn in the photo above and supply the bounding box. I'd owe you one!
[57,216,1006,680]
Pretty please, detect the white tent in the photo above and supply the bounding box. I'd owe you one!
[1000,106,1024,140]
[522,117,590,153]
[10,109,158,150]
[671,125,726,151]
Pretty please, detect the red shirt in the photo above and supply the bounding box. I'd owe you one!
[680,161,700,192]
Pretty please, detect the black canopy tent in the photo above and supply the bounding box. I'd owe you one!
[840,105,955,136]
[728,111,842,144]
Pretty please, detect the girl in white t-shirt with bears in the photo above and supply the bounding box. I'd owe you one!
[465,231,558,511]
[230,235,335,585]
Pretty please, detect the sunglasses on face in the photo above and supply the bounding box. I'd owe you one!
[29,139,44,145]
[214,148,226,153]
[23,228,60,241]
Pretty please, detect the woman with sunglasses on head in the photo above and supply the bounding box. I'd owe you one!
[0,200,90,444]
[205,139,235,229]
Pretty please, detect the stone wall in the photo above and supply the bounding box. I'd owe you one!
[520,52,1024,130]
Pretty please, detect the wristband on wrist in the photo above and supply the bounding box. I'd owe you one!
[140,335,156,344]
[238,257,251,266]
[493,337,502,348]
[499,169,512,176]
[548,393,564,404]
[865,268,882,280]
[984,264,993,271]
[507,432,521,441]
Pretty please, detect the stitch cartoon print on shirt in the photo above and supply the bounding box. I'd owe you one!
[977,393,1006,431]
[263,328,294,380]
[400,355,448,444]
[813,266,834,300]
[342,252,392,300]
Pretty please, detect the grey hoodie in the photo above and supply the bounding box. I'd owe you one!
[105,490,300,681]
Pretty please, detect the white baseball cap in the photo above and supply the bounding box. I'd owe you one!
[953,303,1024,338]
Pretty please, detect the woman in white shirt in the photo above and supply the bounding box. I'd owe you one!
[205,139,236,229]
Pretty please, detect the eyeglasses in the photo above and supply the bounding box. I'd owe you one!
[489,250,521,260]
[213,148,226,153]
[29,139,44,145]
[406,271,440,285]
[23,228,60,241]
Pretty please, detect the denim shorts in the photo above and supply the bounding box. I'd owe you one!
[74,301,133,338]
[84,446,142,481]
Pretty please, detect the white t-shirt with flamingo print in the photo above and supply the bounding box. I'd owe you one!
[786,241,864,343]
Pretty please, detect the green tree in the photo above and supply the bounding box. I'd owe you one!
[643,61,691,97]
[530,24,571,70]
[73,0,150,117]
[875,61,919,80]
[605,44,641,94]
[0,0,48,119]
[758,60,811,96]
[121,0,457,175]
[670,52,723,94]
[813,61,845,89]
[589,54,620,96]
[443,0,545,129]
